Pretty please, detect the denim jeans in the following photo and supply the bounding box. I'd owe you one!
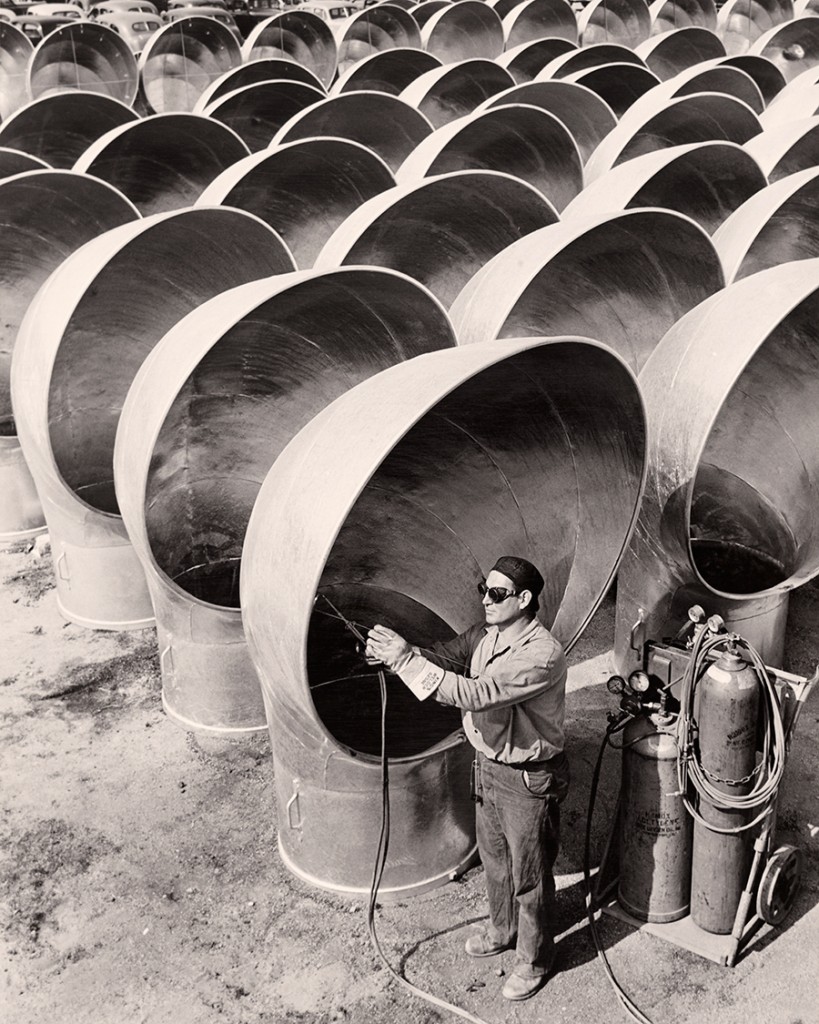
[474,750,570,978]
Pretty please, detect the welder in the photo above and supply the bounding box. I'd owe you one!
[366,555,569,1002]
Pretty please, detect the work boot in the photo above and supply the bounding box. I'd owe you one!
[502,970,548,1001]
[464,930,511,958]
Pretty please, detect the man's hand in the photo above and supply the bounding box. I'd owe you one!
[366,624,412,672]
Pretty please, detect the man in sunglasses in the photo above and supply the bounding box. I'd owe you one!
[366,555,568,1003]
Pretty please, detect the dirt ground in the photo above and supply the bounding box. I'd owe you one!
[2,539,818,1024]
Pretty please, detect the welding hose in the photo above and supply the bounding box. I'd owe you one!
[365,669,495,1024]
[584,717,656,1024]
[675,631,786,834]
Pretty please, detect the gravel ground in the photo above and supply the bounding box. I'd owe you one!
[1,541,817,1024]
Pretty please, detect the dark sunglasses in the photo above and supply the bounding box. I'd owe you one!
[477,582,518,604]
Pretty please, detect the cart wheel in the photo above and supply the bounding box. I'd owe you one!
[756,845,803,926]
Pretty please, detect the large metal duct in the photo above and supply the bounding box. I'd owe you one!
[0,170,138,543]
[795,0,819,12]
[712,166,819,279]
[399,59,514,127]
[314,169,559,306]
[614,258,819,671]
[27,22,139,107]
[565,62,661,116]
[539,41,648,77]
[0,92,137,168]
[139,18,241,113]
[334,5,422,75]
[584,92,763,182]
[719,52,787,100]
[0,23,33,121]
[395,103,583,210]
[648,63,765,112]
[750,16,819,81]
[410,0,452,30]
[501,0,579,48]
[648,0,718,33]
[241,335,647,896]
[479,79,617,161]
[72,113,249,216]
[330,47,441,95]
[763,60,819,104]
[449,209,725,375]
[194,59,326,111]
[759,80,819,123]
[487,0,531,18]
[563,141,767,234]
[418,2,505,62]
[10,208,294,628]
[114,267,457,735]
[241,12,337,90]
[717,0,794,56]
[496,37,578,82]
[744,113,819,178]
[578,0,652,48]
[270,91,432,172]
[201,80,325,151]
[198,138,395,267]
[636,27,726,79]
[0,148,48,176]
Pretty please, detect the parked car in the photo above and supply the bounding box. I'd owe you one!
[298,0,355,20]
[166,0,227,8]
[25,2,83,15]
[163,5,242,38]
[90,0,158,15]
[97,9,161,48]
[12,12,83,37]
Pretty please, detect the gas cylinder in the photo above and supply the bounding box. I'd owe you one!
[690,649,760,934]
[618,713,692,923]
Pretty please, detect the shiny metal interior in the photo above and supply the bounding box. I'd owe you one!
[585,91,763,181]
[615,258,819,670]
[744,114,819,179]
[203,79,325,151]
[29,209,294,520]
[27,23,138,107]
[0,92,137,168]
[335,6,421,75]
[496,37,578,83]
[719,52,787,99]
[750,15,819,80]
[563,140,767,234]
[400,59,514,128]
[330,46,442,95]
[194,58,326,111]
[73,113,249,216]
[407,0,451,31]
[315,169,559,306]
[501,0,578,50]
[198,137,395,266]
[396,103,583,211]
[241,11,337,89]
[481,79,617,162]
[578,0,652,48]
[637,27,726,79]
[241,336,646,893]
[0,23,33,121]
[717,0,793,55]
[0,170,137,426]
[270,90,432,172]
[450,209,725,375]
[419,2,505,63]
[138,18,241,113]
[565,62,661,116]
[713,166,819,279]
[648,0,718,33]
[654,63,765,111]
[0,148,49,176]
[539,41,647,78]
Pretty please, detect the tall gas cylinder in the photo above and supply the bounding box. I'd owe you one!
[618,713,692,923]
[690,649,760,934]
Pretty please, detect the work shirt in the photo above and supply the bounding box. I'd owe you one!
[396,618,566,765]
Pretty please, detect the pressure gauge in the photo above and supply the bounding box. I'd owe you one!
[628,670,651,693]
[606,675,626,695]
